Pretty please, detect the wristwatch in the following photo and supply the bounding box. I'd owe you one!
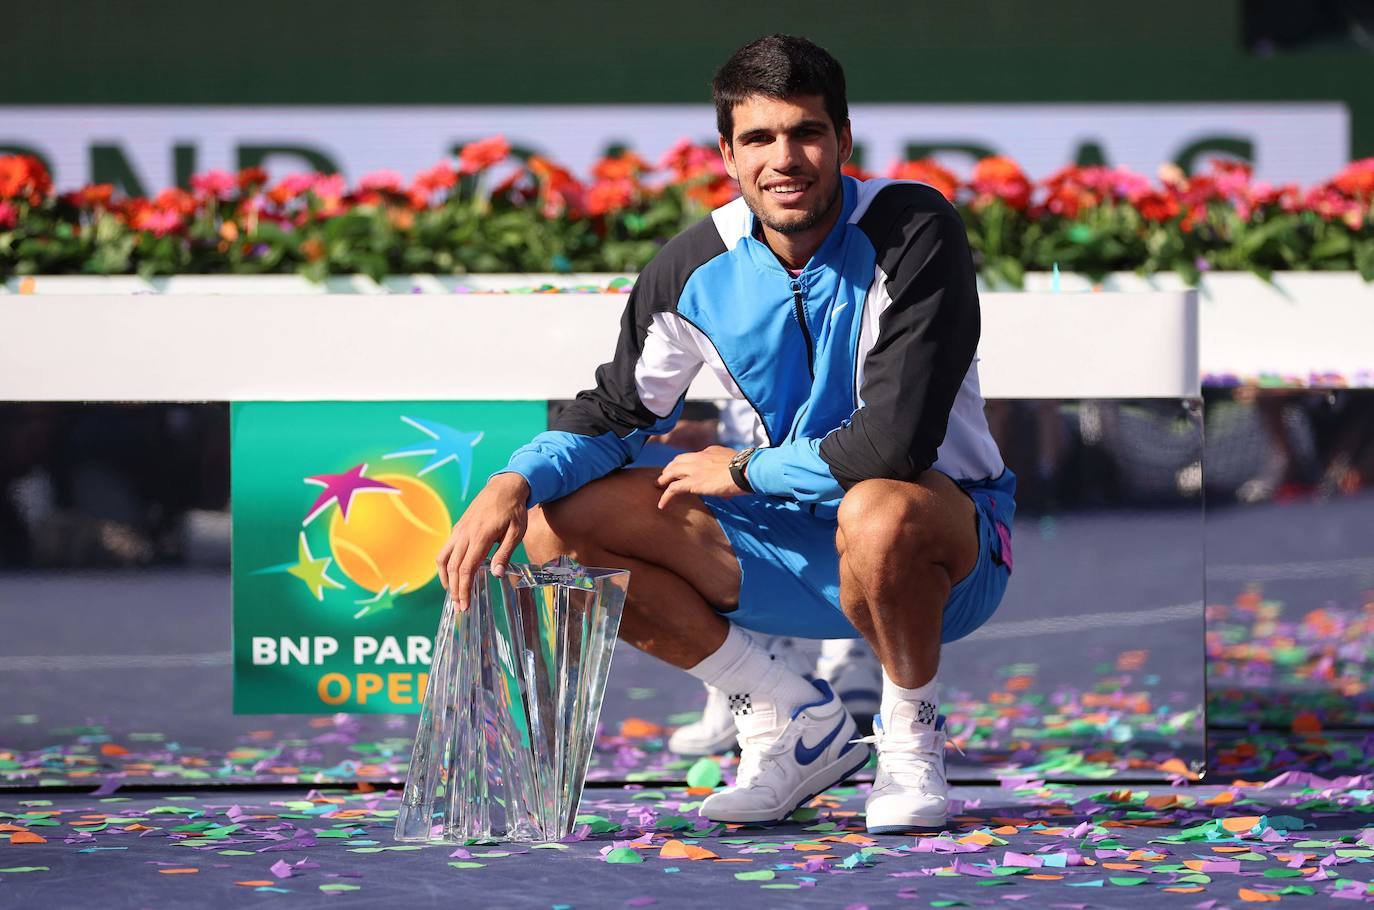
[728,446,757,493]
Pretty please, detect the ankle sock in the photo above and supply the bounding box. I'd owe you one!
[687,624,819,731]
[881,668,939,730]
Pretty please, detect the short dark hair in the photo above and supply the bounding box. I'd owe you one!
[712,34,849,142]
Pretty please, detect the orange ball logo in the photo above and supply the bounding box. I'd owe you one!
[327,473,451,594]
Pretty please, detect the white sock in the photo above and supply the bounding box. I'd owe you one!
[687,624,819,732]
[881,667,939,730]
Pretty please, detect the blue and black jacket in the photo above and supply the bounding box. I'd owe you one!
[501,176,1006,518]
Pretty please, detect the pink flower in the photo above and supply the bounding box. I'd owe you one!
[190,169,238,201]
[0,200,15,228]
[358,170,405,194]
[134,208,184,237]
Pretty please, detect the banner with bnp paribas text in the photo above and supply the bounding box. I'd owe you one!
[231,401,545,713]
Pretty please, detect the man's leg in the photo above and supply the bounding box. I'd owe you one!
[523,468,738,668]
[835,472,980,832]
[525,468,869,822]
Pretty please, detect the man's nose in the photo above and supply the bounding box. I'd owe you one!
[771,137,803,171]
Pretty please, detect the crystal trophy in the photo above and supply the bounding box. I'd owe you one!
[395,556,629,843]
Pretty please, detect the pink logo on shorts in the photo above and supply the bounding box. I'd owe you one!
[994,521,1013,573]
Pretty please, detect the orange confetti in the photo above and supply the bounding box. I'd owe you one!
[792,843,829,851]
[158,868,199,874]
[658,839,717,861]
[1156,758,1200,780]
[236,881,276,887]
[1164,887,1206,893]
[1144,794,1183,810]
[1103,862,1141,870]
[1025,874,1064,881]
[1222,816,1263,833]
[9,831,46,844]
[619,717,662,738]
[957,831,996,846]
[839,833,876,845]
[1204,791,1237,806]
[1239,888,1281,903]
[18,276,36,295]
[0,824,26,832]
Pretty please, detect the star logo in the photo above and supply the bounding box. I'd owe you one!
[282,531,346,601]
[383,416,484,499]
[353,583,407,620]
[302,463,398,525]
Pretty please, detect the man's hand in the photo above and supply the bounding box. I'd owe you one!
[656,445,748,510]
[435,472,531,612]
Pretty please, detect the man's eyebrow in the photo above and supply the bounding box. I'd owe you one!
[737,119,830,141]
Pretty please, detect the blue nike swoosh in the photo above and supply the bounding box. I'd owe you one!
[793,714,848,766]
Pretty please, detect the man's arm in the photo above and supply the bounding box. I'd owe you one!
[745,194,980,502]
[438,271,706,609]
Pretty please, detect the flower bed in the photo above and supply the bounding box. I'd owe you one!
[1,138,1371,284]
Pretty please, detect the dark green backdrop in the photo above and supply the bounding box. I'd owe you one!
[3,1,1368,157]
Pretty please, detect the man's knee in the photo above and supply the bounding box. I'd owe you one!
[837,478,941,563]
[524,470,657,559]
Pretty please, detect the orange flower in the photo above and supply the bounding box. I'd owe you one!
[586,178,636,216]
[0,155,52,204]
[888,159,959,201]
[686,176,738,210]
[66,183,115,209]
[592,151,650,183]
[458,136,511,175]
[412,161,458,196]
[1333,158,1374,200]
[970,156,1031,210]
[153,187,197,217]
[528,154,585,217]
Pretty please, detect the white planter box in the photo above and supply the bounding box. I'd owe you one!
[4,271,1370,397]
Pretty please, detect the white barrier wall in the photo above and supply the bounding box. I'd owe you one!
[0,292,1198,401]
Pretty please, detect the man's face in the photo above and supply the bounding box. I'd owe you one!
[719,94,852,237]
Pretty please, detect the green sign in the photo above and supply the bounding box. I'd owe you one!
[231,400,545,714]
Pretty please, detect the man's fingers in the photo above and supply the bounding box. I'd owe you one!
[658,480,684,511]
[490,523,522,577]
[435,538,455,591]
[447,540,467,607]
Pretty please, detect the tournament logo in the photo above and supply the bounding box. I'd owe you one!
[253,416,482,619]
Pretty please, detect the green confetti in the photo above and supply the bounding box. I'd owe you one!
[1109,876,1148,886]
[734,870,775,881]
[685,757,722,789]
[605,847,644,864]
[319,884,360,892]
[447,861,485,869]
[0,866,49,873]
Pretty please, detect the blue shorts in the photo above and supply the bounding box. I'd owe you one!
[698,470,1017,640]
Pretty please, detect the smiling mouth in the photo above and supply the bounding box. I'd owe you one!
[764,182,810,201]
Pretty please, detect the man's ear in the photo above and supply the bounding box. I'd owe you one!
[718,135,739,181]
[838,120,853,166]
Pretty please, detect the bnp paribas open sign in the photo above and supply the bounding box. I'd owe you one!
[231,401,545,714]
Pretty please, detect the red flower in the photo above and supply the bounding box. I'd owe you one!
[1134,191,1180,223]
[237,167,269,191]
[888,159,958,201]
[458,136,511,175]
[658,139,727,182]
[0,200,16,229]
[970,156,1031,210]
[267,173,316,207]
[0,155,52,205]
[841,162,873,181]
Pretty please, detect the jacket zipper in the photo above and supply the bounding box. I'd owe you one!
[791,279,815,379]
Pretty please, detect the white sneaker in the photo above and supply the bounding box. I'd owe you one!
[863,704,950,833]
[668,635,816,757]
[667,683,738,756]
[699,679,871,824]
[816,639,883,731]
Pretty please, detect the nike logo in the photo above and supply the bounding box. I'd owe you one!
[831,301,850,320]
[794,714,850,766]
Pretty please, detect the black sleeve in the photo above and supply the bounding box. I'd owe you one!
[818,190,980,488]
